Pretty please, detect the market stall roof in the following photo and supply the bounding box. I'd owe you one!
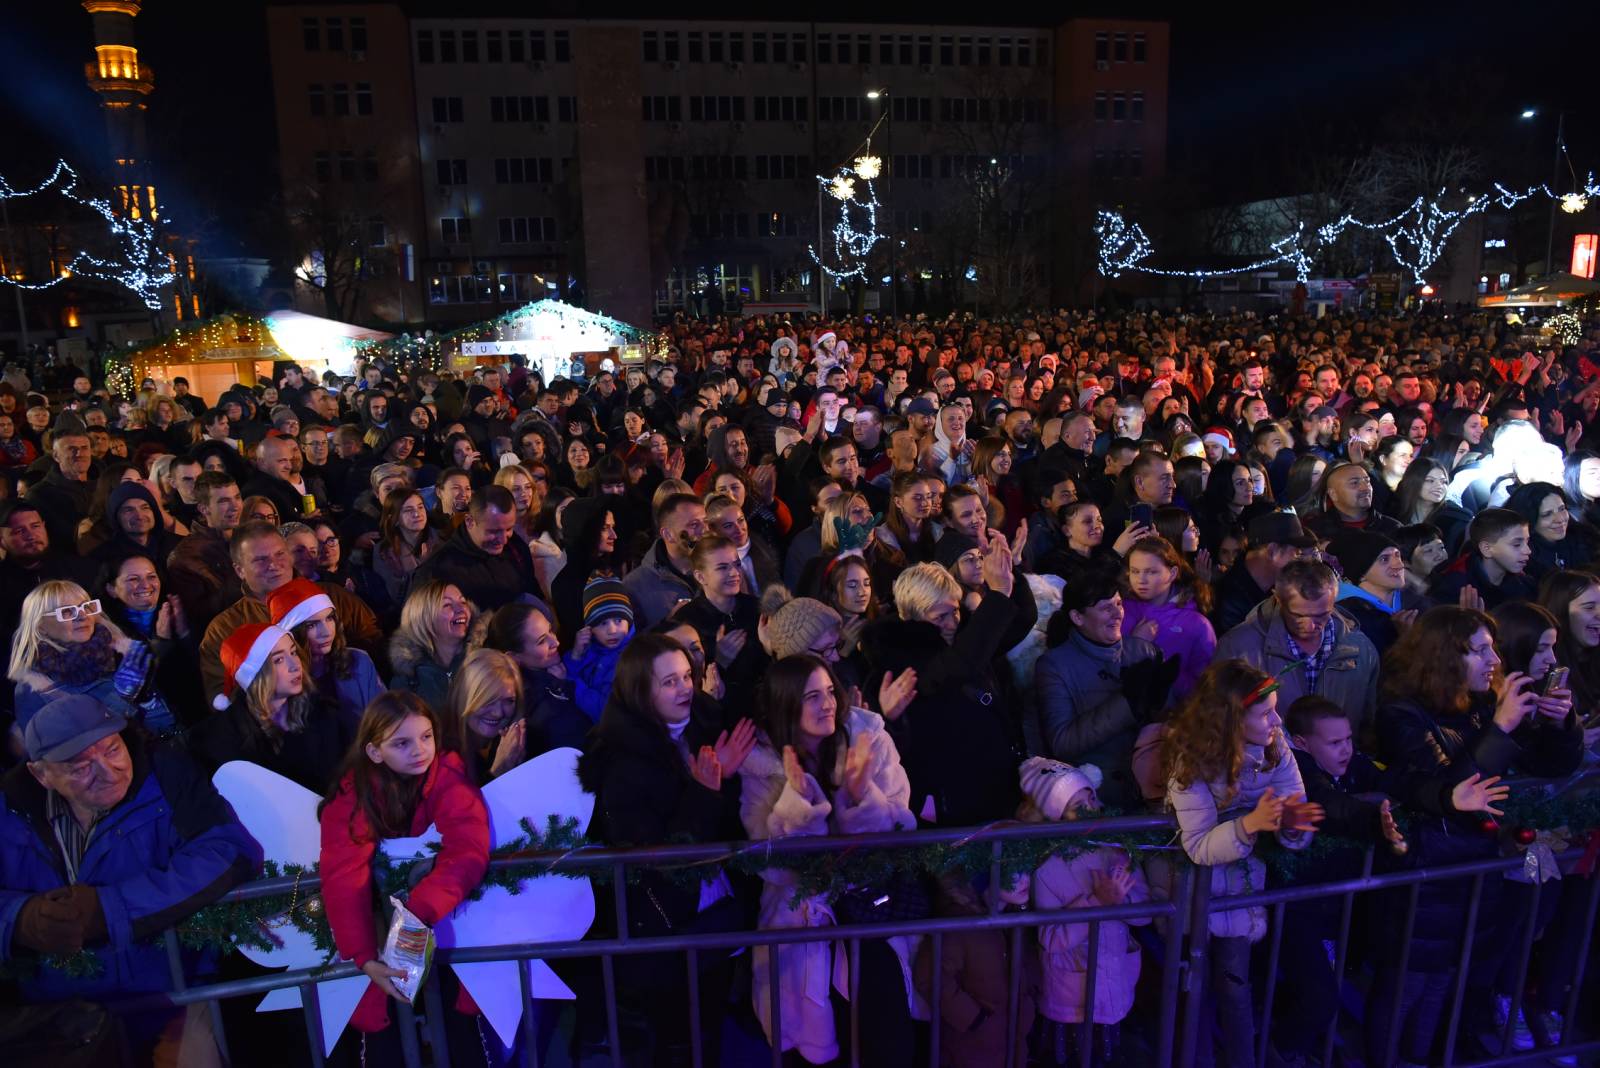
[263,310,395,376]
[1477,272,1600,308]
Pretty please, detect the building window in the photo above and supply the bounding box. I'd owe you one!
[1114,33,1128,62]
[438,30,457,63]
[557,96,577,122]
[490,96,546,122]
[663,31,679,62]
[836,34,851,64]
[308,84,325,116]
[879,35,893,65]
[1017,37,1032,66]
[432,96,464,123]
[416,30,433,63]
[997,37,1012,66]
[350,17,367,53]
[688,31,703,63]
[642,96,681,122]
[440,217,471,243]
[758,212,801,238]
[729,32,744,62]
[689,96,744,122]
[312,152,331,183]
[329,83,349,116]
[493,157,554,184]
[918,35,932,64]
[977,36,991,65]
[355,83,373,116]
[498,273,543,302]
[507,30,525,63]
[1133,32,1147,62]
[361,150,379,183]
[436,159,467,185]
[939,35,952,65]
[430,270,492,304]
[554,31,570,61]
[642,30,658,63]
[1131,92,1145,123]
[326,17,344,52]
[365,216,386,246]
[528,30,546,62]
[1094,32,1108,63]
[498,216,557,243]
[1130,148,1144,177]
[1112,92,1126,122]
[485,30,503,61]
[336,152,356,182]
[815,33,831,63]
[461,31,479,63]
[302,17,319,51]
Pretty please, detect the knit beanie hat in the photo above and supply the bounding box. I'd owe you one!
[1325,529,1399,585]
[466,384,494,408]
[1019,756,1103,820]
[268,578,334,632]
[764,597,842,659]
[582,575,634,628]
[934,530,981,571]
[215,623,289,711]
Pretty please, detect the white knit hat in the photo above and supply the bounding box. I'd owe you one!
[1019,756,1103,820]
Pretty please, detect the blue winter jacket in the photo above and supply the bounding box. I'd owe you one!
[564,631,632,722]
[0,734,261,1001]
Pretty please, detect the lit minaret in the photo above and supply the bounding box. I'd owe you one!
[82,0,156,220]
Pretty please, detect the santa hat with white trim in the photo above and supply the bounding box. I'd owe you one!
[215,623,290,711]
[268,578,335,633]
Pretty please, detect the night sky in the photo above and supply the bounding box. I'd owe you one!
[3,4,1597,263]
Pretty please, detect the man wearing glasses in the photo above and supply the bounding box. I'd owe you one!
[0,694,258,1061]
[1213,559,1380,739]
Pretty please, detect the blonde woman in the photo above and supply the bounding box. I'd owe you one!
[388,580,475,710]
[795,490,877,596]
[190,621,350,793]
[444,647,526,785]
[8,580,176,735]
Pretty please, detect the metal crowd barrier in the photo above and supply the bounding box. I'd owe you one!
[136,809,1599,1068]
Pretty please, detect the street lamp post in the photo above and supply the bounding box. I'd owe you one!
[1525,108,1570,277]
[868,89,896,320]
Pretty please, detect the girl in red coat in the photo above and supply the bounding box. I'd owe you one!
[318,690,490,1057]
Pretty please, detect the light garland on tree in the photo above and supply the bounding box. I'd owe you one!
[811,152,886,283]
[1097,175,1600,286]
[0,160,176,310]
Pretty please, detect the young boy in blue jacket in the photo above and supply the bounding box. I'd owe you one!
[565,576,635,721]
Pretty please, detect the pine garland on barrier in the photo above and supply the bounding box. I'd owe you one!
[15,791,1600,975]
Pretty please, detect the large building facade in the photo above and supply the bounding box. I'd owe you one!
[265,8,1168,326]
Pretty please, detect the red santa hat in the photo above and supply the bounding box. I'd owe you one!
[1202,427,1236,454]
[267,578,334,633]
[215,623,290,711]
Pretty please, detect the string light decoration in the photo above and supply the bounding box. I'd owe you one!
[0,160,176,309]
[1097,175,1600,285]
[812,150,886,283]
[354,299,663,373]
[1546,312,1582,345]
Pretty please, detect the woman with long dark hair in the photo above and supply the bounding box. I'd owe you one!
[1372,607,1582,1063]
[576,634,756,1064]
[1539,570,1600,750]
[1505,481,1594,579]
[1389,458,1472,555]
[1194,459,1256,554]
[738,654,919,1066]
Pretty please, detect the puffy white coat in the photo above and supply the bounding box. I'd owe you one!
[1163,742,1311,940]
[1032,846,1151,1024]
[738,707,923,1064]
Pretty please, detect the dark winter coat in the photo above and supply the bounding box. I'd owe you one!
[861,591,1025,826]
[411,523,529,613]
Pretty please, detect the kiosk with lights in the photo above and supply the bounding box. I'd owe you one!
[364,299,659,382]
[119,312,392,398]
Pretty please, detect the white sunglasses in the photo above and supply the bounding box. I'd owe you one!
[52,599,103,623]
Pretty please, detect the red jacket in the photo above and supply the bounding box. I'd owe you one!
[319,751,490,1032]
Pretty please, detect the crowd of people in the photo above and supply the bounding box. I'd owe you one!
[0,302,1597,1067]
